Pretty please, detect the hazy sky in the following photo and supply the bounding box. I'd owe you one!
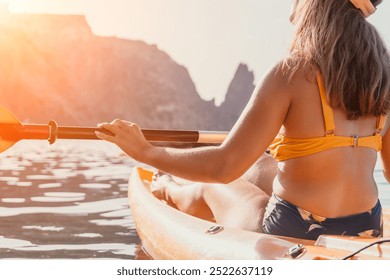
[6,0,390,105]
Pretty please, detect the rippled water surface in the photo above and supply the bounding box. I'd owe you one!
[0,140,143,259]
[1,140,390,259]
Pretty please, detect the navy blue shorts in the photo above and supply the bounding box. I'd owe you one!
[262,194,383,240]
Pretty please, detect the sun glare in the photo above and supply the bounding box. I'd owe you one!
[7,0,84,14]
[7,0,38,13]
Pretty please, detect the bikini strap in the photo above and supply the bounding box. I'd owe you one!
[376,115,387,135]
[316,72,335,136]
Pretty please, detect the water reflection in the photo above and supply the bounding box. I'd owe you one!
[0,140,139,259]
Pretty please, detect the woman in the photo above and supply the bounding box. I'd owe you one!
[96,0,390,240]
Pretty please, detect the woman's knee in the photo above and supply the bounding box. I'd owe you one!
[203,181,270,232]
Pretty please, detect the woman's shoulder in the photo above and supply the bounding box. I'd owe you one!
[261,58,316,96]
[278,58,316,81]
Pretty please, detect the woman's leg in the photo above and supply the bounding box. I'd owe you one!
[152,153,276,232]
[202,178,270,232]
[153,175,270,232]
[152,175,216,221]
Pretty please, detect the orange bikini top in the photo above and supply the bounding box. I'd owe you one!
[269,72,387,161]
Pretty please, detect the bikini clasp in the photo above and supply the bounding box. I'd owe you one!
[353,135,359,148]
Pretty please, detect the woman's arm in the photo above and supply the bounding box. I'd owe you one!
[380,121,390,182]
[96,63,291,183]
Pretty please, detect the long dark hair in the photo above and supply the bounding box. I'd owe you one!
[287,0,390,120]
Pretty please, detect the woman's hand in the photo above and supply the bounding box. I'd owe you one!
[95,119,152,161]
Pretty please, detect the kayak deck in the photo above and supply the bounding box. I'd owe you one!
[129,167,390,260]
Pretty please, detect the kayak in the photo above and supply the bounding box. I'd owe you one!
[128,166,390,260]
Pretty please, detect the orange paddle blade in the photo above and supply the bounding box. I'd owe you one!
[0,138,16,153]
[0,107,22,153]
[0,106,20,124]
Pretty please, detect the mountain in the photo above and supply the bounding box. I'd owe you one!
[0,4,254,131]
[218,64,255,130]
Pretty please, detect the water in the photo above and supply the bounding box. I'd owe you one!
[1,140,390,259]
[0,140,144,259]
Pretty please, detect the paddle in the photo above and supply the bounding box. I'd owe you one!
[0,107,228,153]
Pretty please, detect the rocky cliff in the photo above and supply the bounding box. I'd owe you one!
[0,5,254,131]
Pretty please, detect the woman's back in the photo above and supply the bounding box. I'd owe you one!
[273,65,386,217]
[268,0,390,222]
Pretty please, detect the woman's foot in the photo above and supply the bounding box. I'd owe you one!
[151,171,181,205]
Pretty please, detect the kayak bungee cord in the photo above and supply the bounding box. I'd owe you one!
[341,239,390,260]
